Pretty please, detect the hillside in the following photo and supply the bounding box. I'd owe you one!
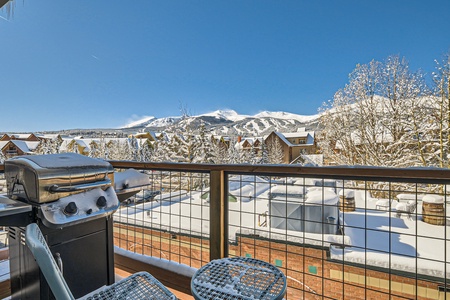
[122,109,321,136]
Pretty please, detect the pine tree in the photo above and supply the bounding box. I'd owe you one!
[193,122,213,163]
[35,138,60,155]
[0,150,5,164]
[137,139,154,162]
[267,135,284,164]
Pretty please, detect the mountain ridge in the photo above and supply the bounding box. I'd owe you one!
[122,109,321,136]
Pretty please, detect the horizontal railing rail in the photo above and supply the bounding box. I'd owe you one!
[110,160,450,182]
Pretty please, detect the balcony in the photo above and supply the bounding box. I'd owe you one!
[2,162,450,299]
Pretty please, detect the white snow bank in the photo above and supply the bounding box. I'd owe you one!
[235,184,270,202]
[114,246,197,278]
[422,194,444,204]
[396,193,425,201]
[154,190,188,202]
[339,189,354,198]
[305,190,338,205]
[270,185,306,196]
[239,228,350,248]
[306,187,336,194]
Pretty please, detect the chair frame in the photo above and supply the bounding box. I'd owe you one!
[25,223,176,300]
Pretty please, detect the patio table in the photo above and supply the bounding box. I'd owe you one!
[190,257,287,300]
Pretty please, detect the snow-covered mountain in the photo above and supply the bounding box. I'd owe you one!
[122,109,321,136]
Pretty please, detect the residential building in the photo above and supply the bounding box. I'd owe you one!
[264,128,317,164]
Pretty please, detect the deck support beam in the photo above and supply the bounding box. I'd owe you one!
[209,170,228,261]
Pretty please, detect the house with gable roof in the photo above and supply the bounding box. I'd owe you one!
[129,131,159,142]
[264,128,317,164]
[0,140,40,158]
[235,137,264,156]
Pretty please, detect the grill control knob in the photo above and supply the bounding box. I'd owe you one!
[64,202,78,215]
[96,196,107,208]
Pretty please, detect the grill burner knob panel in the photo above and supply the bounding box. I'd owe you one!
[96,196,107,208]
[39,187,119,229]
[64,202,78,215]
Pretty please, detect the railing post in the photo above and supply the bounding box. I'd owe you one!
[209,170,229,261]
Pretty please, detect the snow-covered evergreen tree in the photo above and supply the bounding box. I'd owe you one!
[35,138,61,155]
[152,135,171,162]
[137,139,154,162]
[88,140,101,158]
[227,137,242,164]
[210,137,228,164]
[266,135,284,164]
[193,122,213,163]
[259,140,270,164]
[128,136,139,161]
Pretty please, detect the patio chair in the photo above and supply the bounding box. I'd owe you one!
[395,201,417,219]
[25,223,176,300]
[375,199,391,210]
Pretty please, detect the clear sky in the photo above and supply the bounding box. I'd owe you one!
[1,0,450,132]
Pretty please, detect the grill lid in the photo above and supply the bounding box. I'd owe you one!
[5,153,115,204]
[22,153,111,169]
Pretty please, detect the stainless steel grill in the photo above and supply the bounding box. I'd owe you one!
[0,153,121,299]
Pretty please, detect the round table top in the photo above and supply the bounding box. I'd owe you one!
[191,257,287,300]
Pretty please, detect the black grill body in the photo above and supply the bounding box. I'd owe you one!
[9,217,115,299]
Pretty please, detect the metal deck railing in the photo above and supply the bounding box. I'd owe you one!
[2,162,450,298]
[110,161,450,299]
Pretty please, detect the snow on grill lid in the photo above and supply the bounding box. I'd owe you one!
[18,152,110,169]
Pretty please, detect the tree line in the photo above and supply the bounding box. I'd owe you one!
[18,123,284,165]
[319,53,450,168]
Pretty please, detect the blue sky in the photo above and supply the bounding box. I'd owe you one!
[1,0,450,132]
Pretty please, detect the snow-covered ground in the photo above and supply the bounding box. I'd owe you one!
[115,176,450,279]
[334,200,450,278]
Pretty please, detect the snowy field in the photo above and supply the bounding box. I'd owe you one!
[115,176,450,279]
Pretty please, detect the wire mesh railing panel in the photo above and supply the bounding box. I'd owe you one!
[113,169,211,270]
[226,173,450,299]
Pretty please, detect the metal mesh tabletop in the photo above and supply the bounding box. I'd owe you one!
[82,272,176,300]
[191,257,287,300]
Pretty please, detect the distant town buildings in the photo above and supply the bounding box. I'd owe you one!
[0,129,321,165]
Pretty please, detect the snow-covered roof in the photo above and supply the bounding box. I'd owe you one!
[335,131,394,150]
[35,133,70,140]
[10,133,32,139]
[282,132,311,138]
[1,140,40,153]
[132,131,158,140]
[273,131,315,147]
